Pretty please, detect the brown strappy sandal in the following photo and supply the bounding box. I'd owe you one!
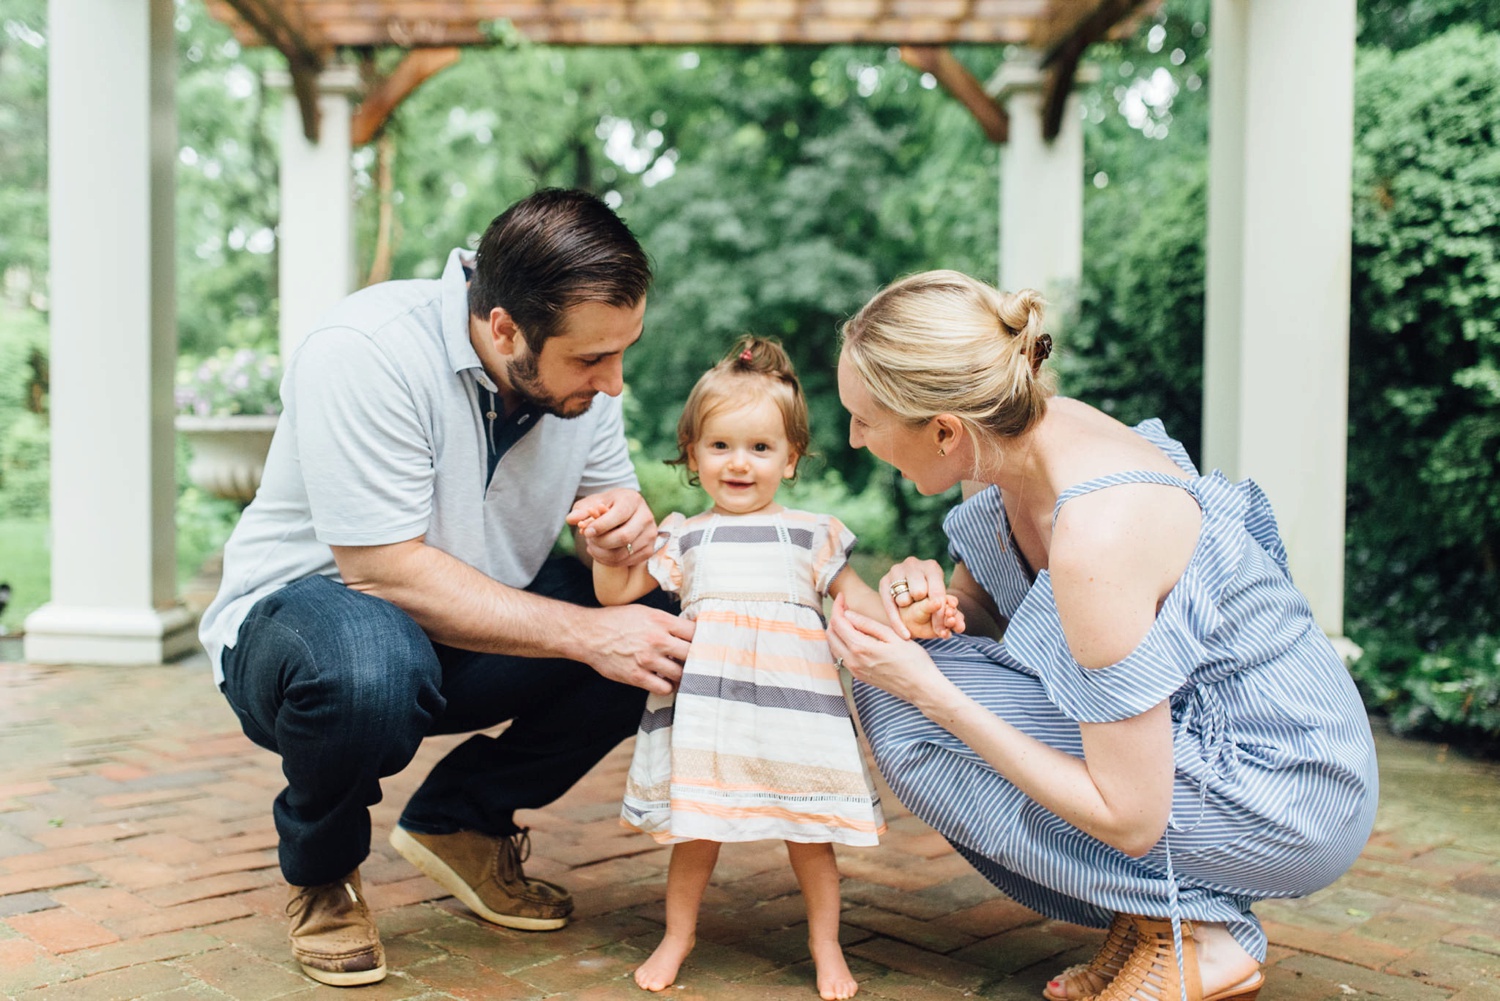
[1093,916,1264,1001]
[1042,912,1137,1000]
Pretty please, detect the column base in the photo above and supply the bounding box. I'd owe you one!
[22,602,199,665]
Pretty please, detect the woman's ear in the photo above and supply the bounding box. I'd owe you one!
[933,415,965,455]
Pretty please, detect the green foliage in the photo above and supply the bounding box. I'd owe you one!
[0,306,48,517]
[1345,26,1500,646]
[1350,635,1500,753]
[1359,0,1500,50]
[0,0,47,288]
[175,346,283,416]
[0,517,49,632]
[173,0,281,358]
[1059,0,1210,462]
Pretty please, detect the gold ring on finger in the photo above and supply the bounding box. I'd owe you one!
[889,579,911,599]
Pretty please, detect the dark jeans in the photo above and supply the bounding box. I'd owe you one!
[219,557,661,887]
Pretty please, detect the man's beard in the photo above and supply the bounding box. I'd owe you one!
[508,349,594,419]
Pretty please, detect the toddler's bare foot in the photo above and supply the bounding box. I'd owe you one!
[810,938,858,1000]
[635,933,695,992]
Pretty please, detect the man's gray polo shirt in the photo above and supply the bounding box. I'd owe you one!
[199,248,638,684]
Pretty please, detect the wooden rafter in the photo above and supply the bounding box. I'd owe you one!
[900,45,1008,144]
[218,0,330,141]
[1036,0,1155,141]
[203,1,1157,50]
[351,48,463,147]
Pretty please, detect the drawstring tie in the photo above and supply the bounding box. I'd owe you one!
[1162,683,1235,1001]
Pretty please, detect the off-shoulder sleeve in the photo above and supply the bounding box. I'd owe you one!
[1003,573,1202,722]
[942,487,1031,620]
[647,512,688,595]
[812,515,858,596]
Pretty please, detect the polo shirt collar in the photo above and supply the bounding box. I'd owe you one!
[441,247,499,392]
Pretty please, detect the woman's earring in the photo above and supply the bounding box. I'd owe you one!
[937,447,946,457]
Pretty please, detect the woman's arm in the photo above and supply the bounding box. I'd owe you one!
[829,485,1200,856]
[829,597,1173,856]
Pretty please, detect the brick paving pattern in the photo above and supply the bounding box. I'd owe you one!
[1,659,1497,1000]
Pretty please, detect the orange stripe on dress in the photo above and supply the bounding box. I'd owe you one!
[669,799,884,834]
[693,609,828,641]
[685,643,839,679]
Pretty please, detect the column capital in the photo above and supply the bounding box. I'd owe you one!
[987,54,1099,104]
[265,62,362,96]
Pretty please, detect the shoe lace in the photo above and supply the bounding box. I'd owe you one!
[495,827,532,883]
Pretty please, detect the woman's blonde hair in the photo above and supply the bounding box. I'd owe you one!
[840,270,1056,446]
[670,335,812,485]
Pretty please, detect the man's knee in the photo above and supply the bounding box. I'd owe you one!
[237,577,445,750]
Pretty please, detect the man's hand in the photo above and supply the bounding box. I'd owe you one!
[567,488,656,568]
[584,604,694,694]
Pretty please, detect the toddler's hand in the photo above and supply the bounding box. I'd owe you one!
[566,498,612,535]
[898,593,966,640]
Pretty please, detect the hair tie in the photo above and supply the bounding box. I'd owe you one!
[1033,332,1053,366]
[740,348,754,362]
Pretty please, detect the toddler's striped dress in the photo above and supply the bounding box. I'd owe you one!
[851,419,1378,960]
[622,508,886,847]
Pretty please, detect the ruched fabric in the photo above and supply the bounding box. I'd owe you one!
[852,419,1378,959]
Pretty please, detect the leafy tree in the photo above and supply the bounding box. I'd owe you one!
[0,0,47,292]
[1061,0,1210,461]
[1358,0,1500,50]
[1345,26,1500,644]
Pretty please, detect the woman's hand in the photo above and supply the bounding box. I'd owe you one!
[879,557,955,638]
[828,594,961,711]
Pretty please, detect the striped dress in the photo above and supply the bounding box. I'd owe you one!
[622,508,887,846]
[851,419,1378,960]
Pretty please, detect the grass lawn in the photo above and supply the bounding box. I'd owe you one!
[0,517,49,634]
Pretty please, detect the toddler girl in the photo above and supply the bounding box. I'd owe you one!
[580,337,961,999]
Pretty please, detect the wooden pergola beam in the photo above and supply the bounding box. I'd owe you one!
[219,0,330,141]
[1036,0,1152,141]
[351,48,463,147]
[899,45,1008,144]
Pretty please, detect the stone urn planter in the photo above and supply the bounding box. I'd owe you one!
[176,414,279,503]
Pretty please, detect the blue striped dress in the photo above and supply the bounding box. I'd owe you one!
[850,419,1378,959]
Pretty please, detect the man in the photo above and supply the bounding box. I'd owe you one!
[200,189,693,986]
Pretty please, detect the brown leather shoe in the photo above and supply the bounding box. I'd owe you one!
[389,825,572,930]
[286,869,386,986]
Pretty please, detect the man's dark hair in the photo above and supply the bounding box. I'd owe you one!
[468,188,652,351]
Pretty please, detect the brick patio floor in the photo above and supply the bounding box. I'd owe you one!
[1,658,1497,1001]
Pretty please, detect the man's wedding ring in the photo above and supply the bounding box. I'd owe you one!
[835,657,845,671]
[890,579,911,599]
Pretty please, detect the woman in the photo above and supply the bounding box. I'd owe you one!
[826,270,1378,1001]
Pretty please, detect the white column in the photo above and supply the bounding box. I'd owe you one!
[1204,0,1357,636]
[269,65,361,359]
[26,0,195,664]
[992,55,1086,320]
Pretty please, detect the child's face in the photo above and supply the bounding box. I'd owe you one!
[688,395,799,516]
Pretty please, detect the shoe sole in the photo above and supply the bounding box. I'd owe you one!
[389,826,569,931]
[298,962,387,987]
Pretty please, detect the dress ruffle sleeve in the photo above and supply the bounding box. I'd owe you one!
[647,512,688,595]
[1003,575,1208,723]
[812,515,857,596]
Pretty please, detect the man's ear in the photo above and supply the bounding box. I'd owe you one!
[487,307,523,359]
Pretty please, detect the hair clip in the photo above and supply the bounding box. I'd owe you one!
[740,349,754,362]
[1033,333,1053,364]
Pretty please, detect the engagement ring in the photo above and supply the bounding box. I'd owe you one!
[889,579,911,599]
